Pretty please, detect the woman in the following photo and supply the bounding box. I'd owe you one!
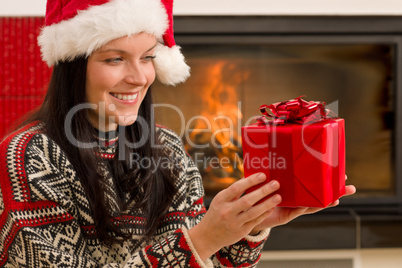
[0,0,356,267]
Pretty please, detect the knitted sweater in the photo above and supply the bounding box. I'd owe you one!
[0,122,269,267]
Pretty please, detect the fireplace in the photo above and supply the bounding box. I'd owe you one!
[152,16,402,249]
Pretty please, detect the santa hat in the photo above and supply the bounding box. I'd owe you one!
[38,0,190,86]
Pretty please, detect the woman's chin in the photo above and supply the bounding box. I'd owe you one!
[117,115,139,127]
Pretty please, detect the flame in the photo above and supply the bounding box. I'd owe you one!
[185,61,250,193]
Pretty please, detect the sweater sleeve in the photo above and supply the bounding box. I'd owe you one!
[179,151,270,268]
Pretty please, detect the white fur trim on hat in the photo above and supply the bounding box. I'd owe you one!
[154,44,190,86]
[38,0,167,65]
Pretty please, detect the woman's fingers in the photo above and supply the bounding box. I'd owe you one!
[238,192,281,223]
[234,180,280,214]
[345,185,356,196]
[220,172,267,202]
[243,208,275,230]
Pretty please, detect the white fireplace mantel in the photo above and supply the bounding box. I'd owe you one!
[1,0,402,16]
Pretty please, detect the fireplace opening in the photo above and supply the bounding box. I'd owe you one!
[153,16,402,209]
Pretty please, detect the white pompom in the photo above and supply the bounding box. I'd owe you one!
[154,44,191,86]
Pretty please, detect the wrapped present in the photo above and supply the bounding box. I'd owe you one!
[241,97,346,207]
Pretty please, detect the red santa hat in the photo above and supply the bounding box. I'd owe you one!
[38,0,190,86]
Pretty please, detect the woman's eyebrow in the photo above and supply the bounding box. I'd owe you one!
[146,43,158,52]
[96,49,127,54]
[97,43,158,54]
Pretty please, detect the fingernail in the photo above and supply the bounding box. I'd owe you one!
[257,173,266,181]
[270,180,279,190]
[273,194,282,203]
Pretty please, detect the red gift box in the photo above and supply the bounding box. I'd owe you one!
[241,97,346,207]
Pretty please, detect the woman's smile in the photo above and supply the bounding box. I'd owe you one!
[110,91,140,103]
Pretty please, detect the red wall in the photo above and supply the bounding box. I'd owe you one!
[0,17,51,139]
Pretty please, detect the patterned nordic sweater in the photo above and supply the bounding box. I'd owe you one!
[0,122,269,267]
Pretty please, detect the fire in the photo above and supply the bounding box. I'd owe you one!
[185,61,250,195]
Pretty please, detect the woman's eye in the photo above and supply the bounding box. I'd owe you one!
[105,57,123,64]
[143,55,156,62]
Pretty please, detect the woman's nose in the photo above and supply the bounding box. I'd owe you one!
[124,64,147,86]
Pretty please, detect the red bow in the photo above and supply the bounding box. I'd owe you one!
[258,96,327,125]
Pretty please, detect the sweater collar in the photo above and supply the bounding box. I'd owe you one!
[95,128,118,160]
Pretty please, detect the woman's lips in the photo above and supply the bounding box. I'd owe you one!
[110,92,140,103]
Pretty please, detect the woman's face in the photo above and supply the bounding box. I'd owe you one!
[86,32,157,131]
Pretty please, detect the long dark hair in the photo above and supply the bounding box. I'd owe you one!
[24,56,178,244]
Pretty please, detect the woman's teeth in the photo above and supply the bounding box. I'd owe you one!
[111,93,138,101]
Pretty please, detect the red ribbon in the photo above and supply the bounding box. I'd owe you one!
[257,96,328,125]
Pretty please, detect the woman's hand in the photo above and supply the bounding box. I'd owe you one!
[248,176,356,235]
[188,173,356,261]
[188,172,280,261]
